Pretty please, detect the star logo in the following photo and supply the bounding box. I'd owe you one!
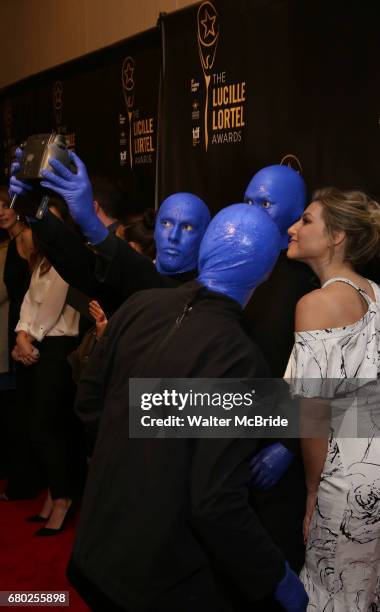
[122,57,135,91]
[124,62,134,83]
[52,81,63,111]
[201,9,216,39]
[192,101,199,110]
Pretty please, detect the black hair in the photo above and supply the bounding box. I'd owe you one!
[123,208,156,259]
[90,175,125,221]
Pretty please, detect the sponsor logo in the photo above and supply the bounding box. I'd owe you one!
[191,79,200,93]
[195,2,246,150]
[192,126,200,146]
[121,56,155,168]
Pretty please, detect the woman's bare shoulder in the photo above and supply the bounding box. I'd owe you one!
[295,289,334,332]
[295,279,376,332]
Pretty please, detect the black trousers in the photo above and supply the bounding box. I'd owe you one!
[0,388,15,479]
[3,367,43,499]
[20,335,81,500]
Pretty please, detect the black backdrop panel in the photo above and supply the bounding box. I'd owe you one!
[1,1,380,214]
[159,0,380,214]
[0,28,160,212]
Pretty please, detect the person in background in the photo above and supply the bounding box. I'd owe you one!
[13,196,82,535]
[118,207,156,259]
[90,175,124,234]
[285,187,380,611]
[0,186,39,500]
[0,223,11,481]
[0,225,10,379]
[89,208,156,338]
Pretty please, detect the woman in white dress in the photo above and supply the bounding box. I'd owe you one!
[285,187,380,611]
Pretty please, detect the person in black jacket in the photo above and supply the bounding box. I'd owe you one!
[69,203,307,612]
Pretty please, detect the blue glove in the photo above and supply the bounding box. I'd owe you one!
[274,562,308,611]
[40,151,108,244]
[250,442,293,489]
[9,148,34,199]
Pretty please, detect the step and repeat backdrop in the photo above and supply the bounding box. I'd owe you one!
[0,28,160,212]
[1,0,379,214]
[158,0,380,213]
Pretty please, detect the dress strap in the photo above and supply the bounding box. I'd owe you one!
[322,276,372,304]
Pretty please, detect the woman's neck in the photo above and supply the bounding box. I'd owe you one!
[307,258,355,286]
[8,221,24,239]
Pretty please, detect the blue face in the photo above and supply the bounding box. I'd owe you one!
[244,165,306,248]
[155,193,210,275]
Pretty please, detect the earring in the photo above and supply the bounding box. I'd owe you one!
[16,214,20,221]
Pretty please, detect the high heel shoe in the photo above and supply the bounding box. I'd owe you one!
[34,525,64,536]
[26,514,50,523]
[34,501,74,537]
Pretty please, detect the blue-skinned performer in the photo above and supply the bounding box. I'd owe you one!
[10,151,210,305]
[242,165,313,573]
[244,164,306,249]
[243,164,311,377]
[69,202,308,612]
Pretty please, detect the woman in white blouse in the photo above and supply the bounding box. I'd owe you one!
[285,188,380,611]
[14,198,81,535]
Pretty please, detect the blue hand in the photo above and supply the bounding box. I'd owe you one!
[9,148,33,199]
[250,442,293,490]
[40,151,108,244]
[274,562,308,612]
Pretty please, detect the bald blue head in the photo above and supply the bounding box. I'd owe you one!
[198,203,282,307]
[155,192,211,274]
[244,165,306,248]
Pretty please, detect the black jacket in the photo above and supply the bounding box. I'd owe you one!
[31,212,121,317]
[73,281,285,611]
[244,251,315,377]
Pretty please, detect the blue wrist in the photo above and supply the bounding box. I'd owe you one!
[276,561,290,591]
[85,218,109,245]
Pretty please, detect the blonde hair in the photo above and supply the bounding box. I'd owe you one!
[312,187,380,267]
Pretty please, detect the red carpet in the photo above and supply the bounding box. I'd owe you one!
[0,486,89,610]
